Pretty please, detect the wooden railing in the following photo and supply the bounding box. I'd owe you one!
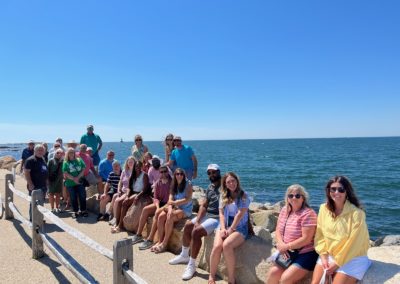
[3,173,146,284]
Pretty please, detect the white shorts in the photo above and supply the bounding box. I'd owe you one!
[191,216,219,235]
[317,255,371,280]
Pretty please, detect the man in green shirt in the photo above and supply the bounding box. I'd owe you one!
[80,124,103,166]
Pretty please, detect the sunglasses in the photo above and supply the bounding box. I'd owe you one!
[175,172,184,176]
[207,170,218,175]
[160,170,168,174]
[166,138,173,141]
[288,193,302,199]
[173,139,181,142]
[330,187,346,193]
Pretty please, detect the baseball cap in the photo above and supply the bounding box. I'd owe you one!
[207,164,220,171]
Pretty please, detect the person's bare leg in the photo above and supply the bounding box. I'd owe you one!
[137,204,156,235]
[222,232,245,284]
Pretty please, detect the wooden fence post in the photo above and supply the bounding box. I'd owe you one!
[5,174,14,219]
[31,189,44,259]
[113,238,133,284]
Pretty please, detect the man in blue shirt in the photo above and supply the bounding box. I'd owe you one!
[167,136,198,180]
[98,150,115,182]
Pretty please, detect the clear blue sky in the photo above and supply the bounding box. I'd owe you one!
[0,1,399,143]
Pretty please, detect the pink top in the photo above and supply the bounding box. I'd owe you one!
[120,169,132,193]
[148,167,161,184]
[77,152,93,176]
[153,178,171,204]
[277,206,317,254]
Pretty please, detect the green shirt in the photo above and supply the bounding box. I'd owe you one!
[80,133,102,153]
[62,158,86,187]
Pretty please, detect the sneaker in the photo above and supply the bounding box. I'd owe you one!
[169,254,190,265]
[139,240,154,250]
[131,235,144,245]
[109,218,116,226]
[72,212,78,219]
[182,264,196,280]
[97,213,104,221]
[103,213,110,221]
[82,211,89,217]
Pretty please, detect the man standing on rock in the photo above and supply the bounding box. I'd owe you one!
[80,124,103,166]
[24,144,48,221]
[166,135,198,180]
[169,164,221,280]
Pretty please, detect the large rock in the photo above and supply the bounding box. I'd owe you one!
[252,210,279,232]
[253,226,272,242]
[0,156,16,170]
[86,195,100,214]
[197,235,273,284]
[364,246,400,283]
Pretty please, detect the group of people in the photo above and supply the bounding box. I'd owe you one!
[20,126,372,284]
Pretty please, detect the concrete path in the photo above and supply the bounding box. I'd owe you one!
[0,169,225,284]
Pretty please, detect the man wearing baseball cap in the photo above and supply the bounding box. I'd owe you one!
[80,124,103,166]
[169,163,222,280]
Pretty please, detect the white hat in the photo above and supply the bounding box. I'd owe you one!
[149,155,163,167]
[207,164,220,171]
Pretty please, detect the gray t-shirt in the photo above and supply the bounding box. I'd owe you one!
[206,183,220,219]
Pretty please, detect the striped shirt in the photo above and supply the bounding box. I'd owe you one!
[277,206,317,254]
[106,172,121,195]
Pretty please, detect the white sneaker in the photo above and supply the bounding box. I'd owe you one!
[169,254,189,265]
[182,264,196,280]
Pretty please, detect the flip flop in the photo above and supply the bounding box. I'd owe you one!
[208,279,216,284]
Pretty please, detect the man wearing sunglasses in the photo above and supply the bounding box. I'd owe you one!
[169,164,221,280]
[166,136,198,180]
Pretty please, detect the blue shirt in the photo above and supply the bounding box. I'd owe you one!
[98,158,113,181]
[170,145,195,171]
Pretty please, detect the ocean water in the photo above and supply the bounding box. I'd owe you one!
[2,137,399,239]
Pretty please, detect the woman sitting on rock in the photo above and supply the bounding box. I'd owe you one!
[208,172,250,284]
[266,184,318,284]
[151,168,193,253]
[311,176,371,284]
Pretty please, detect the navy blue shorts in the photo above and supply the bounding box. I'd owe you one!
[292,250,319,271]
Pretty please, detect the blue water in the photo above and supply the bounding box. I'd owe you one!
[2,137,400,239]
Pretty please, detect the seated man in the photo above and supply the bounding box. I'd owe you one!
[169,164,222,280]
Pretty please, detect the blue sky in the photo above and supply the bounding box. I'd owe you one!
[0,1,399,143]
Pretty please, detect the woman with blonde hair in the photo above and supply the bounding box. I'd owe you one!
[266,184,318,284]
[208,172,250,284]
[131,134,149,162]
[62,147,87,219]
[163,133,174,163]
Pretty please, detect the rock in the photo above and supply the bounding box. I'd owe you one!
[380,235,400,246]
[86,195,100,214]
[0,156,16,170]
[252,210,279,232]
[364,245,400,283]
[197,235,274,284]
[85,185,99,198]
[192,190,205,213]
[249,202,265,213]
[253,226,272,242]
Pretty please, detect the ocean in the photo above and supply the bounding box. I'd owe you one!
[2,137,399,239]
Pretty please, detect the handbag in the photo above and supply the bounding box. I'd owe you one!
[275,212,302,269]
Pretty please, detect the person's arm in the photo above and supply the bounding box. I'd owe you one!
[134,174,150,202]
[191,154,198,179]
[194,197,208,226]
[24,169,34,191]
[97,135,103,152]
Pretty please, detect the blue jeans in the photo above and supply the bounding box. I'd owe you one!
[67,184,86,213]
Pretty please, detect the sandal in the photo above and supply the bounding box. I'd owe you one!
[154,244,166,254]
[150,243,162,252]
[111,226,121,234]
[208,280,216,284]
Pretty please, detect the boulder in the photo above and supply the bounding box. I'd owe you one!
[86,195,100,214]
[253,226,272,242]
[364,246,400,283]
[249,202,266,213]
[85,185,99,198]
[252,210,279,232]
[197,234,274,284]
[380,235,400,247]
[0,156,16,170]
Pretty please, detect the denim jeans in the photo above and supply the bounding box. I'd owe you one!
[67,184,86,213]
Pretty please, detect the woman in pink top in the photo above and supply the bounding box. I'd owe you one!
[266,184,318,284]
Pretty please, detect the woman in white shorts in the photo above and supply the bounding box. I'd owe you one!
[312,176,371,284]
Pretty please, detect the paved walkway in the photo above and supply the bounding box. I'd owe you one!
[0,169,225,284]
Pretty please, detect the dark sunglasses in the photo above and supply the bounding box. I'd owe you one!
[135,139,142,142]
[160,170,168,174]
[207,170,218,175]
[166,138,173,141]
[330,187,346,193]
[175,172,184,176]
[173,139,181,142]
[288,193,302,199]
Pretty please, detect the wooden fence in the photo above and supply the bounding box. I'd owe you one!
[2,173,147,284]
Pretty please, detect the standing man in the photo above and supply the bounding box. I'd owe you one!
[167,136,198,180]
[20,140,35,173]
[24,144,49,221]
[80,124,102,166]
[169,164,222,280]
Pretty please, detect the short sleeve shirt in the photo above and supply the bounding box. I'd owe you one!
[25,155,48,188]
[170,145,195,171]
[277,206,317,253]
[206,184,220,219]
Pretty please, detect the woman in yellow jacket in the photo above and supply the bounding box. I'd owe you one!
[311,176,371,284]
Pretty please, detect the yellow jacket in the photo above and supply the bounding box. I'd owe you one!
[314,200,370,266]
